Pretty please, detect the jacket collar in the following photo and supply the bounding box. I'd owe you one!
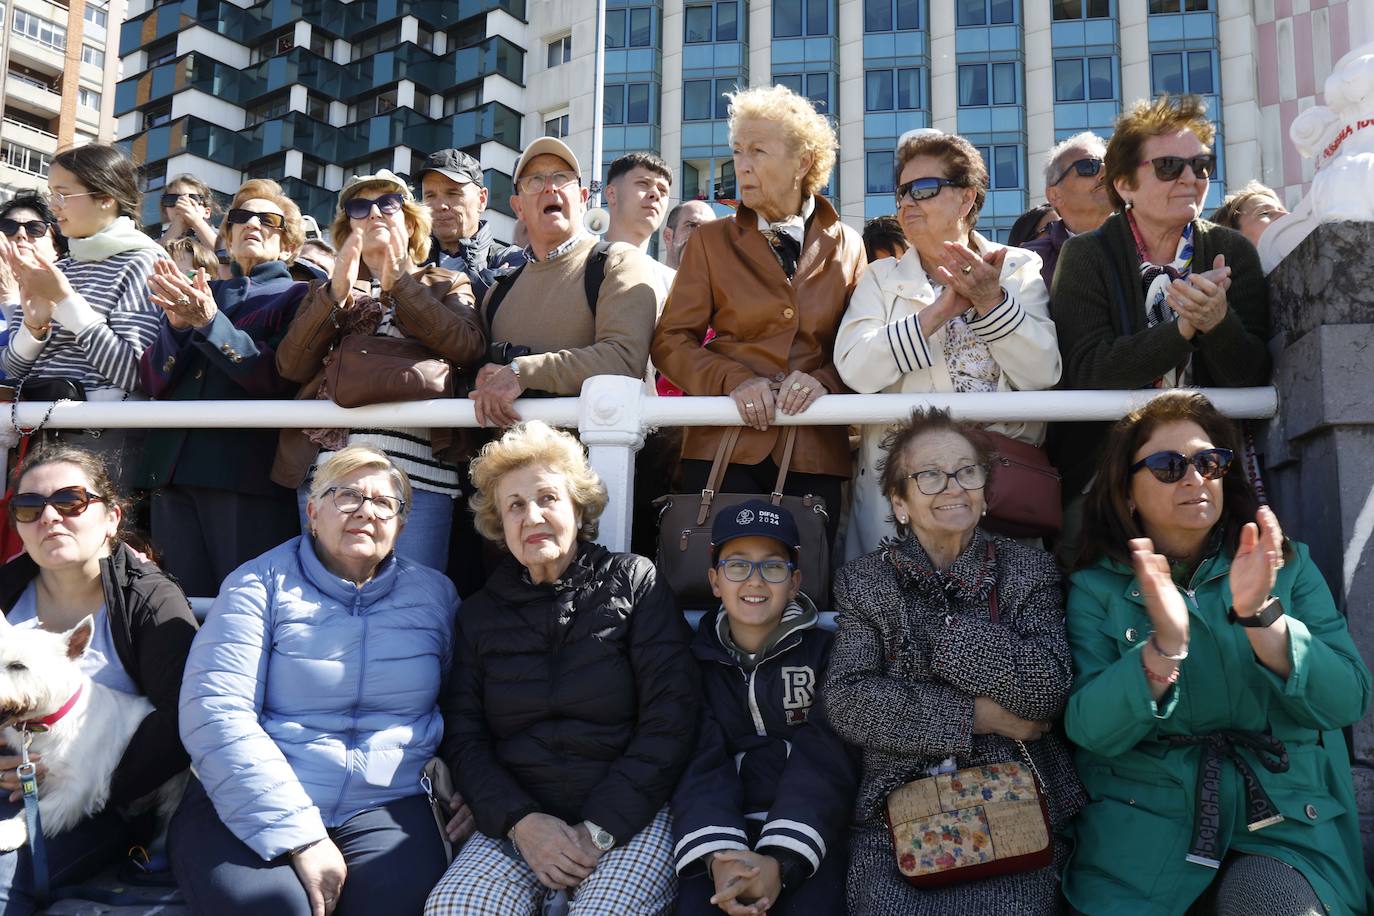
[884,528,995,605]
[731,195,841,285]
[433,219,495,261]
[885,230,995,298]
[694,592,819,667]
[228,259,294,282]
[486,541,611,600]
[0,544,135,620]
[296,534,400,607]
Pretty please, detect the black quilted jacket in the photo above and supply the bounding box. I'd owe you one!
[441,543,700,845]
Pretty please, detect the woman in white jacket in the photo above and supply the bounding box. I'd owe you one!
[835,130,1061,560]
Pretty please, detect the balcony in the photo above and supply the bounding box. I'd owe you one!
[121,115,251,170]
[2,117,59,154]
[8,34,67,76]
[6,72,63,118]
[450,35,524,87]
[414,101,521,153]
[120,1,257,59]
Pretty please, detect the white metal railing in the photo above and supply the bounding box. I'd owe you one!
[5,376,1279,552]
[2,117,56,139]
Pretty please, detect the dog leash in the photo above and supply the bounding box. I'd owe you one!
[17,728,49,906]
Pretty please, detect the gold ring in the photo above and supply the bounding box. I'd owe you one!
[801,387,811,394]
[961,265,973,275]
[176,297,191,307]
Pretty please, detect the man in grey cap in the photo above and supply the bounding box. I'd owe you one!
[416,148,524,301]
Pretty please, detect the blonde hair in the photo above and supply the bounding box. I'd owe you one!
[468,421,608,547]
[1104,94,1216,211]
[308,446,412,519]
[219,178,305,256]
[330,181,433,264]
[727,85,838,199]
[1210,180,1281,229]
[163,236,219,274]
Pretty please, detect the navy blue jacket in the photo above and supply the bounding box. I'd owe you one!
[672,597,858,882]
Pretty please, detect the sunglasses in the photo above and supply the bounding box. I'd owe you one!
[226,208,286,230]
[715,557,794,584]
[160,192,203,209]
[0,218,49,238]
[9,486,105,524]
[1051,157,1103,186]
[1130,447,1234,484]
[895,176,961,204]
[1139,154,1216,182]
[344,193,405,220]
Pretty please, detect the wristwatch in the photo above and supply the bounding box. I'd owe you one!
[505,359,522,380]
[582,820,615,851]
[1228,595,1285,628]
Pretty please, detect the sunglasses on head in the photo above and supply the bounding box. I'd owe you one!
[344,193,405,220]
[9,486,105,524]
[895,176,961,205]
[1051,156,1103,186]
[226,208,286,229]
[160,192,203,209]
[0,218,49,239]
[1139,154,1216,182]
[1130,447,1234,484]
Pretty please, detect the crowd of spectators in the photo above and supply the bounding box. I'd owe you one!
[0,85,1368,916]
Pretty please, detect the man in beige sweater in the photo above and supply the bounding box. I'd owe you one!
[469,136,659,426]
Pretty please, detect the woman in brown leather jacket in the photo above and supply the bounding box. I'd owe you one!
[651,85,865,544]
[273,169,485,569]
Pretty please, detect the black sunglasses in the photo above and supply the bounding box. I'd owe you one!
[226,208,286,229]
[1051,156,1103,186]
[1130,447,1234,484]
[344,193,405,220]
[0,218,49,239]
[160,192,203,209]
[1139,154,1216,182]
[9,486,105,524]
[895,176,961,204]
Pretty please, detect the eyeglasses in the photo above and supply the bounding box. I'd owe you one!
[1138,154,1216,182]
[9,486,105,524]
[1051,156,1103,186]
[226,208,286,230]
[344,193,405,220]
[1130,447,1233,484]
[160,192,204,209]
[906,464,989,496]
[895,177,961,205]
[716,557,795,584]
[324,486,405,520]
[516,171,579,195]
[48,191,98,208]
[0,219,49,239]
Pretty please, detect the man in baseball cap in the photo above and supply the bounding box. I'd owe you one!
[416,148,524,300]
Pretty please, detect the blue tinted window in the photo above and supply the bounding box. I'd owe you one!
[1152,53,1184,95]
[685,6,712,41]
[629,8,652,46]
[1055,59,1084,102]
[992,63,1016,104]
[994,146,1019,189]
[1188,51,1213,93]
[605,85,625,124]
[990,0,1014,22]
[715,78,735,119]
[1089,57,1114,99]
[867,150,895,194]
[957,0,984,25]
[718,2,738,40]
[626,83,650,123]
[806,0,828,34]
[605,9,625,47]
[896,0,919,29]
[807,73,830,112]
[684,80,711,120]
[959,65,988,106]
[866,70,894,111]
[865,0,892,32]
[774,0,802,36]
[897,68,920,109]
[776,73,803,95]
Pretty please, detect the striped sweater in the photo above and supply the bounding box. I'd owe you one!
[2,248,165,396]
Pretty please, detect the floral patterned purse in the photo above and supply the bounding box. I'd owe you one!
[883,549,1054,887]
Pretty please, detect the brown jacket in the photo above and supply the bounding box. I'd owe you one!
[651,196,865,477]
[271,265,485,488]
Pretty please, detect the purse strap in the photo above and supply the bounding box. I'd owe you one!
[770,427,800,504]
[696,427,743,526]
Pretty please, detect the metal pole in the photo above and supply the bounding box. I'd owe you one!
[589,0,606,207]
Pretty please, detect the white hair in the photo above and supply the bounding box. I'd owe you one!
[1044,131,1107,187]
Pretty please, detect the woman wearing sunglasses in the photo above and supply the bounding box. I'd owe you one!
[156,173,219,253]
[0,192,66,377]
[1063,391,1371,916]
[274,170,484,571]
[1050,95,1272,550]
[0,144,167,485]
[834,129,1060,559]
[0,443,197,915]
[137,179,309,600]
[824,408,1084,916]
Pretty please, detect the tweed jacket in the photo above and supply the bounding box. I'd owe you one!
[823,529,1086,830]
[650,196,865,477]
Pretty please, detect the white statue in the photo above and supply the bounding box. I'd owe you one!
[1258,41,1374,273]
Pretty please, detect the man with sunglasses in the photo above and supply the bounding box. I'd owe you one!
[468,136,658,427]
[415,149,524,303]
[1024,132,1111,289]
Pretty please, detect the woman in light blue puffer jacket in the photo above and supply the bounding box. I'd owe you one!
[169,446,471,916]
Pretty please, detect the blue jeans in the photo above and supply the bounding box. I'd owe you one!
[0,798,131,915]
[296,484,454,571]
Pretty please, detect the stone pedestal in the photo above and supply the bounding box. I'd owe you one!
[1263,221,1374,870]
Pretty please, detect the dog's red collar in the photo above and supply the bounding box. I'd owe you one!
[17,683,83,733]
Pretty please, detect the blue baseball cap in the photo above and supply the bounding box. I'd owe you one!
[710,499,801,560]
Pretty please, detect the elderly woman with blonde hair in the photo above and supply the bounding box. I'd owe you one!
[273,170,486,570]
[652,85,866,547]
[173,445,467,916]
[425,421,699,916]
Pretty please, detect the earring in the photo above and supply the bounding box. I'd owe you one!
[1124,199,1134,210]
[897,514,908,525]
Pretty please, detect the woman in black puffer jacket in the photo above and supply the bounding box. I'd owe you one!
[427,421,699,916]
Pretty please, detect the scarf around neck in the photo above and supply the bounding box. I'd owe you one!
[66,216,165,262]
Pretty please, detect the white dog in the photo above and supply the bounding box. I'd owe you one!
[0,615,167,851]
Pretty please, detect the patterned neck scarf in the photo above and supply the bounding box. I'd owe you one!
[757,195,815,281]
[1127,210,1195,330]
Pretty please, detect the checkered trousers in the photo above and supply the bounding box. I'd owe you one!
[424,808,677,915]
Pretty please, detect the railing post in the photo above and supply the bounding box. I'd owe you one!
[577,375,647,553]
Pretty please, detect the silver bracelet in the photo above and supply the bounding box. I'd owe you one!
[1149,633,1188,661]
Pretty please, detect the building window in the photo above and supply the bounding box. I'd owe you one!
[1149,0,1209,11]
[607,7,654,48]
[2,141,51,177]
[1151,50,1215,95]
[246,94,290,127]
[84,4,107,28]
[417,28,436,52]
[145,38,177,67]
[13,10,66,51]
[864,67,920,111]
[300,158,324,185]
[958,62,1017,106]
[1055,57,1114,102]
[604,83,652,125]
[774,0,828,38]
[77,87,101,110]
[956,0,1014,26]
[310,32,334,58]
[352,89,397,120]
[306,93,329,121]
[686,2,738,42]
[866,150,895,194]
[683,78,737,121]
[547,34,571,67]
[144,103,172,130]
[444,86,482,115]
[1053,0,1110,18]
[974,144,1021,190]
[775,73,830,114]
[350,26,400,62]
[864,0,919,31]
[544,111,570,138]
[81,44,104,67]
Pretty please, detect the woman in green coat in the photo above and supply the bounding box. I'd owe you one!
[1062,390,1371,916]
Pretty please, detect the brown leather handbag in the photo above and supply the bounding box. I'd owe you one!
[324,335,453,408]
[654,426,830,607]
[981,431,1062,539]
